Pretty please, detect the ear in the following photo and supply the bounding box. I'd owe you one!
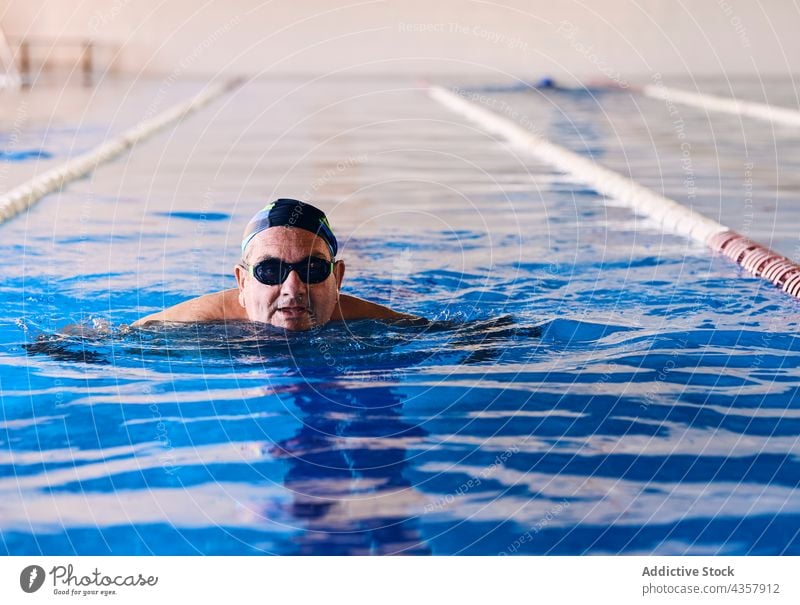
[234,264,247,308]
[333,259,345,292]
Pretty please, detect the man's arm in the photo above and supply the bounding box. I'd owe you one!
[132,289,418,326]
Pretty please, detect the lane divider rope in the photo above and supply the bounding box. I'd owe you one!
[0,78,241,225]
[642,84,800,128]
[429,84,800,300]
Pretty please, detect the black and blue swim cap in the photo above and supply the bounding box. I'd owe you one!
[241,199,338,258]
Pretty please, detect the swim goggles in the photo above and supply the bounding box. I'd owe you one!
[240,255,334,286]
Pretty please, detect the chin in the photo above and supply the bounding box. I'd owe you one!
[275,319,314,331]
[270,312,320,331]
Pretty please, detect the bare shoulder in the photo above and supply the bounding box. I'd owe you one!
[132,289,246,326]
[132,290,420,327]
[335,294,421,322]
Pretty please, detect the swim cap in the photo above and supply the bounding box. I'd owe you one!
[241,199,338,257]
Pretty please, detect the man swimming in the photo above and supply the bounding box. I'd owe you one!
[133,199,416,330]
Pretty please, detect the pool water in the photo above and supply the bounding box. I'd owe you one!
[1,76,799,554]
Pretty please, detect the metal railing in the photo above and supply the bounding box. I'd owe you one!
[6,36,111,86]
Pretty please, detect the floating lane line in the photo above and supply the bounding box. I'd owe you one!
[0,78,241,225]
[429,84,800,300]
[429,84,726,244]
[641,84,800,128]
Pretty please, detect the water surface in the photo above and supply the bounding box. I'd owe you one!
[1,76,799,554]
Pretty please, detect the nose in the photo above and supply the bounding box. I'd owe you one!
[279,268,308,301]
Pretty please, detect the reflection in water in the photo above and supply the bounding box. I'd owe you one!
[272,378,430,555]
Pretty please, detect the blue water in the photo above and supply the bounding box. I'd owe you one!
[1,77,800,555]
[0,149,53,162]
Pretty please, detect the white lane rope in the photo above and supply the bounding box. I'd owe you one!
[430,84,727,244]
[429,84,800,300]
[642,84,800,128]
[0,78,241,224]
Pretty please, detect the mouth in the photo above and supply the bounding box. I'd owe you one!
[276,306,311,319]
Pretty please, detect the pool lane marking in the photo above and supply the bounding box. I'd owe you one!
[0,78,241,225]
[429,84,727,244]
[429,85,800,301]
[641,84,800,128]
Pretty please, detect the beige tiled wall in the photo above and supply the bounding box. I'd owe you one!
[0,0,797,79]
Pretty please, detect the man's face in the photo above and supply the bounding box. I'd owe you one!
[234,227,345,330]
